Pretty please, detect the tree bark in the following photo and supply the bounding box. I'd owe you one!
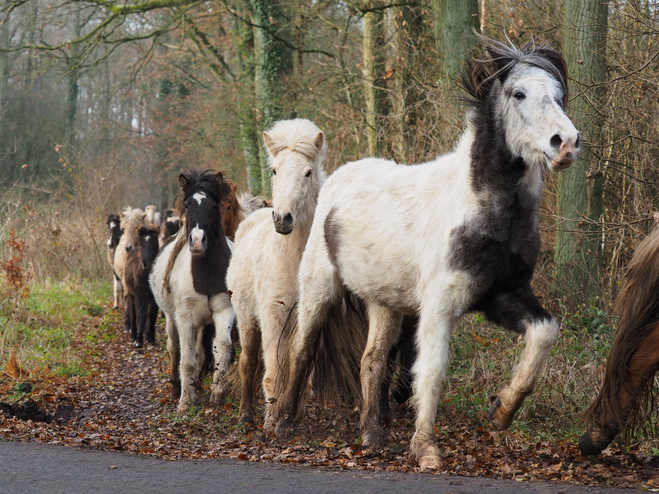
[433,0,479,81]
[554,0,608,303]
[250,0,293,196]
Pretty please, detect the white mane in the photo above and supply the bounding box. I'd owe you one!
[264,118,328,169]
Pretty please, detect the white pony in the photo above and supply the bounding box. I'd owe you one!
[150,170,235,413]
[226,119,326,425]
[272,37,580,469]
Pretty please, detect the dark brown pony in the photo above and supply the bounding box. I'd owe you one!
[220,178,245,241]
[580,227,659,455]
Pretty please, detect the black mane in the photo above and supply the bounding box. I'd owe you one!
[176,169,231,218]
[461,35,568,109]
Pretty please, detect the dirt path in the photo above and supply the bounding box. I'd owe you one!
[0,317,657,490]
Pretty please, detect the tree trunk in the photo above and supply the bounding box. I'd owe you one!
[433,0,479,81]
[362,10,386,157]
[554,0,608,303]
[250,0,293,196]
[386,7,406,160]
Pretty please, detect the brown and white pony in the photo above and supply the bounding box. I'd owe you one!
[580,227,659,455]
[150,170,235,413]
[106,214,123,309]
[114,207,146,331]
[220,179,246,242]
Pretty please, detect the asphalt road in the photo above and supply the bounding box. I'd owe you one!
[0,441,638,494]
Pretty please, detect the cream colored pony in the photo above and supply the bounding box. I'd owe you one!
[113,207,145,329]
[226,119,326,425]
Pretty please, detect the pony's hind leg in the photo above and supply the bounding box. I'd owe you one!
[360,303,402,446]
[113,275,123,309]
[209,293,235,406]
[165,316,181,401]
[481,286,557,431]
[237,314,261,425]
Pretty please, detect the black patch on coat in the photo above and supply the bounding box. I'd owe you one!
[324,207,341,271]
[177,169,232,299]
[449,41,568,330]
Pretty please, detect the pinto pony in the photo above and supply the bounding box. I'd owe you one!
[150,170,235,413]
[227,119,334,426]
[272,36,579,469]
[579,227,659,455]
[106,214,123,309]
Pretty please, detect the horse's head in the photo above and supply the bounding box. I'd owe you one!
[120,208,145,252]
[464,36,580,172]
[264,119,327,235]
[178,169,230,255]
[138,225,160,270]
[106,213,122,249]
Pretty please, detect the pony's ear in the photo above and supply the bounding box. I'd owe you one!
[263,132,278,157]
[313,132,325,151]
[178,173,189,189]
[214,171,225,185]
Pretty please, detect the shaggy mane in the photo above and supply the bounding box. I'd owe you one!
[264,118,328,166]
[120,207,145,230]
[461,34,568,109]
[175,169,232,218]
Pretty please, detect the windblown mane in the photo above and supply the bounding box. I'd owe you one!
[461,34,568,108]
[120,207,145,230]
[265,118,328,167]
[238,192,269,215]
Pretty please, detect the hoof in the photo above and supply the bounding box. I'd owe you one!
[209,390,226,406]
[489,397,514,430]
[578,433,602,457]
[418,455,441,470]
[578,429,614,457]
[275,418,295,438]
[177,402,190,414]
[411,440,441,470]
[238,409,254,425]
[134,340,143,348]
[361,427,385,447]
[113,305,119,310]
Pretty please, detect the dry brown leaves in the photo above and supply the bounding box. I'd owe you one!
[0,314,657,490]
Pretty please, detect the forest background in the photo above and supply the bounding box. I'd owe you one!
[0,0,658,460]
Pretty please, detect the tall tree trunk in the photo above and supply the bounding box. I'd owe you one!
[234,12,261,195]
[554,0,608,303]
[250,0,293,196]
[386,7,406,160]
[66,8,81,147]
[433,0,479,81]
[362,10,386,157]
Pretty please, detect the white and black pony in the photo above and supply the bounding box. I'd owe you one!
[272,36,580,469]
[150,170,235,413]
[106,213,123,309]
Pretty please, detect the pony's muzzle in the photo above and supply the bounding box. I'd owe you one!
[272,211,294,235]
[189,227,206,253]
[549,131,580,170]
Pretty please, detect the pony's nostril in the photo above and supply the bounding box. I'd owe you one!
[550,134,562,149]
[566,152,573,159]
[283,213,293,227]
[575,134,581,149]
[272,211,276,221]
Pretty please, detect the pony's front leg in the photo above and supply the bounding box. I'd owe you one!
[360,303,402,446]
[410,297,455,470]
[113,276,123,309]
[165,316,181,401]
[237,314,261,425]
[177,318,200,414]
[209,293,235,406]
[482,287,558,430]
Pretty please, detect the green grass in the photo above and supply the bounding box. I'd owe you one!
[0,277,112,379]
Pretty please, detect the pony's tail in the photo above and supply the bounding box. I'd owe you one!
[274,293,368,413]
[582,227,659,440]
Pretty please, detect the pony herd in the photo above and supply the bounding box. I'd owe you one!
[103,36,659,467]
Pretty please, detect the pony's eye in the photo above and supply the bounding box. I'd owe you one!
[514,91,525,101]
[272,169,277,176]
[305,170,312,178]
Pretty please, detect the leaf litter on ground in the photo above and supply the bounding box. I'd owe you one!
[0,308,658,490]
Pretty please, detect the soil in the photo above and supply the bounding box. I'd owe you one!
[1,313,657,490]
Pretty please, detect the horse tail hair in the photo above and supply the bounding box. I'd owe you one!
[163,228,187,294]
[274,292,367,413]
[582,226,659,440]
